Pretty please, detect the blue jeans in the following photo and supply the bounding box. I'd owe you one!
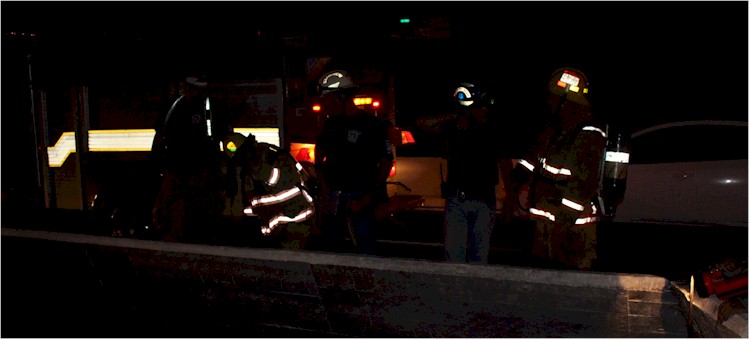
[444,197,496,264]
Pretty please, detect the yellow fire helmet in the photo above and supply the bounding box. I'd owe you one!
[548,67,590,106]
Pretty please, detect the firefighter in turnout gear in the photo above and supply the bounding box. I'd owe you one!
[514,67,607,270]
[235,133,316,249]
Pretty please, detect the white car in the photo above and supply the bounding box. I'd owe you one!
[613,120,748,227]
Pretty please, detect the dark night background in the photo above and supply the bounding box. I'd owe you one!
[3,1,748,124]
[1,1,748,205]
[1,5,747,337]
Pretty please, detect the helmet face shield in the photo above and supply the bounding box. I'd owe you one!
[549,68,590,106]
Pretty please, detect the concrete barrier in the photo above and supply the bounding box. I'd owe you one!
[1,227,689,337]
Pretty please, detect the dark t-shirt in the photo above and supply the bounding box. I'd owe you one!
[442,115,500,200]
[316,112,394,193]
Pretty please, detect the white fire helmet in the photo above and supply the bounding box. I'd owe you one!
[318,70,358,95]
[453,82,494,107]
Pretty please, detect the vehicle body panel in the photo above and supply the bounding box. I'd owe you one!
[614,159,747,227]
[613,120,748,227]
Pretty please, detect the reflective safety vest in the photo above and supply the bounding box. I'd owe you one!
[519,123,607,226]
[238,142,315,236]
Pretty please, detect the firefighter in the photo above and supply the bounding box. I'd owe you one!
[151,76,224,243]
[314,70,394,255]
[234,133,316,249]
[513,67,607,270]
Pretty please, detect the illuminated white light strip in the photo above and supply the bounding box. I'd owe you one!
[233,128,280,147]
[295,162,303,172]
[243,207,255,216]
[605,151,630,163]
[582,126,606,138]
[529,208,555,221]
[519,159,535,171]
[47,128,280,167]
[561,198,585,211]
[88,129,155,151]
[47,132,77,167]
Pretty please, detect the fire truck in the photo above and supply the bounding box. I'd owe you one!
[36,47,423,237]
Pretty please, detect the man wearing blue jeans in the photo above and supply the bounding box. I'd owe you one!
[425,82,501,264]
[443,195,497,264]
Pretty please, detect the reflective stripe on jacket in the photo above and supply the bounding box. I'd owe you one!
[525,123,607,225]
[239,142,315,235]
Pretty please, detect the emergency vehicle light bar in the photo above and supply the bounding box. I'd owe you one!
[353,97,372,105]
[47,128,280,167]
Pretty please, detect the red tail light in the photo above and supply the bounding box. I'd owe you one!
[389,161,396,177]
[401,130,416,145]
[312,104,322,112]
[372,100,381,108]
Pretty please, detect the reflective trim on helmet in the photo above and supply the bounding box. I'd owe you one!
[319,70,356,94]
[559,72,580,87]
[454,86,474,107]
[582,126,606,138]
